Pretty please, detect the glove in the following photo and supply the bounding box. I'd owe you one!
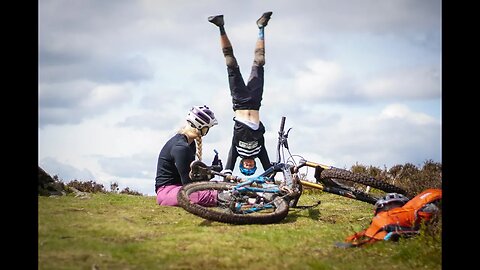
[212,150,220,165]
[220,169,237,183]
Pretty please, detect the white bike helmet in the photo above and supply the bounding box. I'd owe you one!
[374,193,410,215]
[186,105,218,129]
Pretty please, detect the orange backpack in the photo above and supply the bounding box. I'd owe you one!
[343,188,442,247]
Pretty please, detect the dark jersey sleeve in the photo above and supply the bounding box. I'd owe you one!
[225,142,239,171]
[257,144,272,171]
[171,144,194,185]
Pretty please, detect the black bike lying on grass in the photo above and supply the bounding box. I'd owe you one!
[177,116,409,225]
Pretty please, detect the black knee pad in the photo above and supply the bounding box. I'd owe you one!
[254,48,265,66]
[222,47,237,67]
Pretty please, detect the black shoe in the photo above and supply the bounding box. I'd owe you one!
[208,15,224,27]
[256,11,272,28]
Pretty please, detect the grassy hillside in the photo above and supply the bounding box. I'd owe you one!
[38,191,441,270]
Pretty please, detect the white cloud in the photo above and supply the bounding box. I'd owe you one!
[294,60,344,99]
[280,103,440,170]
[39,157,95,182]
[39,81,134,126]
[362,67,440,100]
[290,60,440,103]
[379,103,437,125]
[38,0,441,196]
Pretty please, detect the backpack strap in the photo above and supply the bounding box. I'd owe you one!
[345,229,366,242]
[344,229,380,247]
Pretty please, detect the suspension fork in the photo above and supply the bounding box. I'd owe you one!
[294,160,335,190]
[299,180,324,190]
[295,159,333,171]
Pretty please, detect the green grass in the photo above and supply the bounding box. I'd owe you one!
[38,192,441,270]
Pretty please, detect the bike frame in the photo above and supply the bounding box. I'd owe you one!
[215,116,402,210]
[178,116,409,224]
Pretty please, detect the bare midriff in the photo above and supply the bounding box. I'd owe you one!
[235,109,260,124]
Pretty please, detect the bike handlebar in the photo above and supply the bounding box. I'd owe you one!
[279,116,286,134]
[224,174,244,182]
[207,169,245,182]
[276,116,286,163]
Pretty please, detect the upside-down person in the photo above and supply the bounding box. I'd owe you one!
[208,11,273,176]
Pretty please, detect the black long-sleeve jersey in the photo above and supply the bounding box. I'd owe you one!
[225,118,271,172]
[155,133,196,192]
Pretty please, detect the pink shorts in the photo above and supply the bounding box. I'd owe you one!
[156,184,218,207]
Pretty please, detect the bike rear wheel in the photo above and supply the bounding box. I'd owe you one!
[321,185,378,204]
[177,181,290,225]
[320,168,407,194]
[317,168,409,204]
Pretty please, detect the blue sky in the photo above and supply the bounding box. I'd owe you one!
[39,0,442,196]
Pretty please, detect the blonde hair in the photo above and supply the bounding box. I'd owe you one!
[195,136,202,161]
[178,124,203,161]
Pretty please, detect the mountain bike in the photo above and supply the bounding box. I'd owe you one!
[177,116,409,225]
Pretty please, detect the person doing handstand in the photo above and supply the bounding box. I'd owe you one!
[208,11,273,176]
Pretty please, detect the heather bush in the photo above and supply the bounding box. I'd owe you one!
[63,179,143,196]
[349,160,441,197]
[66,179,107,193]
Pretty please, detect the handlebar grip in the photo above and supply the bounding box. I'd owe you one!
[276,116,287,164]
[279,116,286,133]
[225,175,243,182]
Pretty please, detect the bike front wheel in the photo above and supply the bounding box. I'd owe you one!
[177,181,290,225]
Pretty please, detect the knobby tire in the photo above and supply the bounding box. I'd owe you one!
[321,185,378,205]
[177,181,290,225]
[319,168,408,200]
